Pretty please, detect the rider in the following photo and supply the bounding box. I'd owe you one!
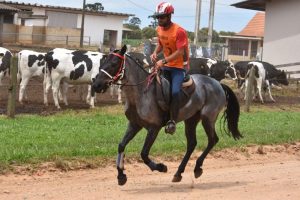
[150,2,190,135]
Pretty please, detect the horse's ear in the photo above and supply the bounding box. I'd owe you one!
[120,45,127,55]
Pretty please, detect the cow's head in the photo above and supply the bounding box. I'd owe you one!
[276,70,289,85]
[92,45,127,93]
[224,60,237,80]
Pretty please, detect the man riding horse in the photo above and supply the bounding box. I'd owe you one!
[150,2,190,135]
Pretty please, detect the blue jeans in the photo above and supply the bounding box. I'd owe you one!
[161,67,185,96]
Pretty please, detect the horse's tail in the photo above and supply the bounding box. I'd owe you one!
[221,83,243,140]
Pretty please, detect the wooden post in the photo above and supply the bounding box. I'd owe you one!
[0,14,4,46]
[244,67,255,112]
[7,56,18,118]
[66,35,68,46]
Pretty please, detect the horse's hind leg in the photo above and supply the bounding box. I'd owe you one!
[173,113,200,182]
[194,116,219,178]
[141,127,167,173]
[117,122,142,186]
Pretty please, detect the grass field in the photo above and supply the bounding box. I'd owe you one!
[0,104,299,173]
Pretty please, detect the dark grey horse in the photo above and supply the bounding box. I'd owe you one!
[92,45,242,186]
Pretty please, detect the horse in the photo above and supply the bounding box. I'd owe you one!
[92,45,242,186]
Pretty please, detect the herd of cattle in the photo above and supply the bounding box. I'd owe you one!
[0,46,289,109]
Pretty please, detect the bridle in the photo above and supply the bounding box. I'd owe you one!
[100,52,125,83]
[100,52,154,87]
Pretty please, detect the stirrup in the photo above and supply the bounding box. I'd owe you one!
[165,120,176,135]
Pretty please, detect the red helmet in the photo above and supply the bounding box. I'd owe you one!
[153,2,174,18]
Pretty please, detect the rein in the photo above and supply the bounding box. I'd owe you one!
[105,52,156,87]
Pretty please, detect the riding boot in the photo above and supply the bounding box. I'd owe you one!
[165,93,180,135]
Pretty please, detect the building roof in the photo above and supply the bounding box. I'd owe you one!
[231,0,266,11]
[236,12,265,37]
[0,2,20,12]
[0,1,133,17]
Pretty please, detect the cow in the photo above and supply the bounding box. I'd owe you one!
[17,50,47,104]
[0,47,12,85]
[189,58,237,81]
[234,61,249,89]
[188,57,210,75]
[244,61,287,103]
[235,60,289,92]
[209,60,237,81]
[44,48,105,109]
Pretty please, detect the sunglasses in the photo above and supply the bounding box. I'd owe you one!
[156,15,168,20]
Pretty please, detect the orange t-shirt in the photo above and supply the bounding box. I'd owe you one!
[157,23,189,69]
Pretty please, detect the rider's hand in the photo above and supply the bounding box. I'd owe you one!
[150,53,157,63]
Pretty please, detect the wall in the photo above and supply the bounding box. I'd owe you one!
[264,0,300,78]
[81,14,128,47]
[45,26,80,46]
[2,24,17,43]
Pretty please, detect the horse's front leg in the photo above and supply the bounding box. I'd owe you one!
[141,127,167,173]
[194,117,219,179]
[117,122,142,186]
[173,114,200,182]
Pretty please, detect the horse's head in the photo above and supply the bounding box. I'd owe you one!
[92,45,127,93]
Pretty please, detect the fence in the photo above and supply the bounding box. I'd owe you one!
[1,32,91,47]
[275,62,300,82]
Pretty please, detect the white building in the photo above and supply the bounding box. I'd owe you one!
[0,1,133,48]
[232,0,300,79]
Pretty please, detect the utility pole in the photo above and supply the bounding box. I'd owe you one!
[193,0,202,45]
[80,0,86,48]
[207,0,215,53]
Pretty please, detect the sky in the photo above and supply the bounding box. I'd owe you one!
[7,0,259,33]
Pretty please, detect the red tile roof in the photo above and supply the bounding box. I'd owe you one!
[237,12,265,37]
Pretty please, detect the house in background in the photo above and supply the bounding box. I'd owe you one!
[232,0,300,79]
[0,1,133,48]
[0,2,19,45]
[220,12,264,61]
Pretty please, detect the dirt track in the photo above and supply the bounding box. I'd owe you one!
[0,143,299,200]
[1,78,300,199]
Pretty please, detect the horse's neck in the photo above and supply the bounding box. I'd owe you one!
[121,60,149,102]
[124,59,148,85]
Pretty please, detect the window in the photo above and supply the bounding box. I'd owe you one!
[4,15,14,24]
[228,39,249,56]
[250,41,258,58]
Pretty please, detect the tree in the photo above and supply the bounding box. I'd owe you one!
[141,27,156,39]
[129,17,141,26]
[85,2,104,11]
[186,31,194,42]
[219,31,236,43]
[148,20,158,28]
[124,16,141,31]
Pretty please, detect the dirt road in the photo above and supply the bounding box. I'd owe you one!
[0,143,299,200]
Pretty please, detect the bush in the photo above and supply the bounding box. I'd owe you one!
[122,39,142,47]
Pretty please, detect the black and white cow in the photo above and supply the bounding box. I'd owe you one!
[209,60,237,81]
[189,58,237,81]
[244,61,276,103]
[0,47,12,85]
[188,58,211,75]
[235,60,289,91]
[44,48,105,109]
[17,50,47,104]
[234,61,249,88]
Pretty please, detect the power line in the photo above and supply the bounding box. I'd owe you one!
[125,0,153,13]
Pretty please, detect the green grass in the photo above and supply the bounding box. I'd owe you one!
[0,106,299,171]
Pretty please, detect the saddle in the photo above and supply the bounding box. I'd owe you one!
[156,72,195,111]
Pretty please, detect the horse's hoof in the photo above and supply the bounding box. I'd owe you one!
[157,163,168,173]
[118,174,127,186]
[172,175,182,182]
[194,168,203,178]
